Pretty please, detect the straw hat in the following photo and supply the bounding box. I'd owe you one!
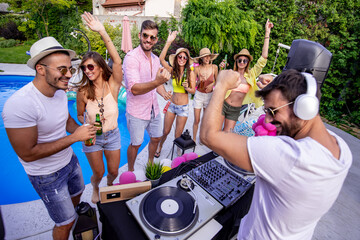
[27,37,76,69]
[193,48,219,63]
[169,48,193,67]
[233,49,253,62]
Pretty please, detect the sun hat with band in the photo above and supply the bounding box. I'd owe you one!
[27,36,76,69]
[193,48,219,63]
[169,48,193,67]
[233,49,253,62]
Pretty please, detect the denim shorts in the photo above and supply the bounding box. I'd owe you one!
[168,102,189,117]
[126,112,162,146]
[82,127,121,153]
[193,90,213,109]
[28,154,85,226]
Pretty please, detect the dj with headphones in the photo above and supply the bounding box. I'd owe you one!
[200,58,353,238]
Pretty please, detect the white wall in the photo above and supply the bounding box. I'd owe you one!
[144,0,175,17]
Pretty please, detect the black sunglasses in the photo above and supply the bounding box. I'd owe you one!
[142,33,157,41]
[40,64,76,75]
[237,58,249,64]
[80,64,96,72]
[177,55,188,60]
[264,102,294,117]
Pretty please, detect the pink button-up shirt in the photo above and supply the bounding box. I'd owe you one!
[123,46,161,120]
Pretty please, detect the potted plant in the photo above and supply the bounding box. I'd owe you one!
[145,162,163,187]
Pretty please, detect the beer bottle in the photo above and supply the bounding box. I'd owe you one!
[220,54,228,70]
[95,113,102,135]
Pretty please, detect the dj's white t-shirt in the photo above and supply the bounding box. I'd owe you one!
[238,132,352,240]
[2,82,73,176]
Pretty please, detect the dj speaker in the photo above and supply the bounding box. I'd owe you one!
[283,39,332,89]
[73,202,99,240]
[293,72,319,120]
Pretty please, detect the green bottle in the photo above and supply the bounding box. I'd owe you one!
[221,54,228,70]
[95,113,102,135]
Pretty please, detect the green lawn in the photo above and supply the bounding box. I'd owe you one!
[0,44,31,64]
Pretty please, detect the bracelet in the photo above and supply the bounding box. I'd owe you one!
[264,36,270,39]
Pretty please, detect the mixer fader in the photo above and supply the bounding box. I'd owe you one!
[187,158,254,208]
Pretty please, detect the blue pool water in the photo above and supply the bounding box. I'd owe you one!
[0,75,149,205]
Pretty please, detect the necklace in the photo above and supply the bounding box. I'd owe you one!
[95,82,105,124]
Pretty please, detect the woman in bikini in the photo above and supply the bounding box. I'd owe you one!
[192,48,219,143]
[155,31,196,158]
[220,19,274,132]
[76,12,123,203]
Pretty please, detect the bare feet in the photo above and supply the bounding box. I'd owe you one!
[91,187,100,204]
[90,176,100,204]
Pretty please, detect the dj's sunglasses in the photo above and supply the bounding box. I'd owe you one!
[40,64,76,75]
[80,64,97,72]
[264,102,294,117]
[142,33,157,41]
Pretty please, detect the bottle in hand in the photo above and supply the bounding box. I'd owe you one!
[95,113,102,135]
[84,111,95,146]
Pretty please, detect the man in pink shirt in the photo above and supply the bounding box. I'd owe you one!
[123,20,171,171]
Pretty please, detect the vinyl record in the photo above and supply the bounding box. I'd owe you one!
[224,159,255,175]
[140,186,198,235]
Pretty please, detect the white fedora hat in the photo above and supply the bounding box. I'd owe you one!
[27,37,76,69]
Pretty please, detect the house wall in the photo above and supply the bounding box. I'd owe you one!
[93,0,186,17]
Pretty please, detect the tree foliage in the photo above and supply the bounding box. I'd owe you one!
[5,0,76,37]
[182,0,259,58]
[181,0,360,126]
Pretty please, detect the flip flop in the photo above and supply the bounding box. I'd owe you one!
[154,151,161,158]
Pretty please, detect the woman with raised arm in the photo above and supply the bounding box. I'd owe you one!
[76,12,123,203]
[155,31,196,158]
[219,19,274,132]
[192,48,219,144]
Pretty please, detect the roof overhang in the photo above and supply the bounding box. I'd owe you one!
[102,0,145,8]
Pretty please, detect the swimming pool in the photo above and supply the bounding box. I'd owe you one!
[0,75,149,205]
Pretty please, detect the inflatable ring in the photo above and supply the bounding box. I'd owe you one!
[118,87,127,106]
[66,91,77,101]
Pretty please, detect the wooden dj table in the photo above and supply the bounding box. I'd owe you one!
[97,152,254,240]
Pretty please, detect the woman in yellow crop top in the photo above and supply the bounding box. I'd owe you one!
[192,48,219,144]
[219,19,274,132]
[75,12,123,204]
[155,31,196,158]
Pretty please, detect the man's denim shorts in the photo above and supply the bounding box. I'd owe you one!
[28,154,85,226]
[168,102,189,117]
[126,112,162,146]
[82,127,121,153]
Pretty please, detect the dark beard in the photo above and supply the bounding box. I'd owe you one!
[273,114,302,138]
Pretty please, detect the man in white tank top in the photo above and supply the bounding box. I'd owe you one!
[2,37,96,240]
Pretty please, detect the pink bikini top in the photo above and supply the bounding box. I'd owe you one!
[232,82,250,93]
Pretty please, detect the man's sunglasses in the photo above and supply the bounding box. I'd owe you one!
[40,64,76,75]
[237,58,249,64]
[80,64,96,72]
[142,33,157,41]
[264,102,294,117]
[177,55,188,60]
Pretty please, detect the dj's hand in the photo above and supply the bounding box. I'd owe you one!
[216,70,241,91]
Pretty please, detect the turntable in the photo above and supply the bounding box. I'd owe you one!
[126,175,223,240]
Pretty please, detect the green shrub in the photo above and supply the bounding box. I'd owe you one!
[0,39,19,48]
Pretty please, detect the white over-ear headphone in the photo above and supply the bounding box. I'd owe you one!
[293,72,319,120]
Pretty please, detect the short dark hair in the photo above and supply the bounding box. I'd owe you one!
[140,20,158,32]
[256,69,321,102]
